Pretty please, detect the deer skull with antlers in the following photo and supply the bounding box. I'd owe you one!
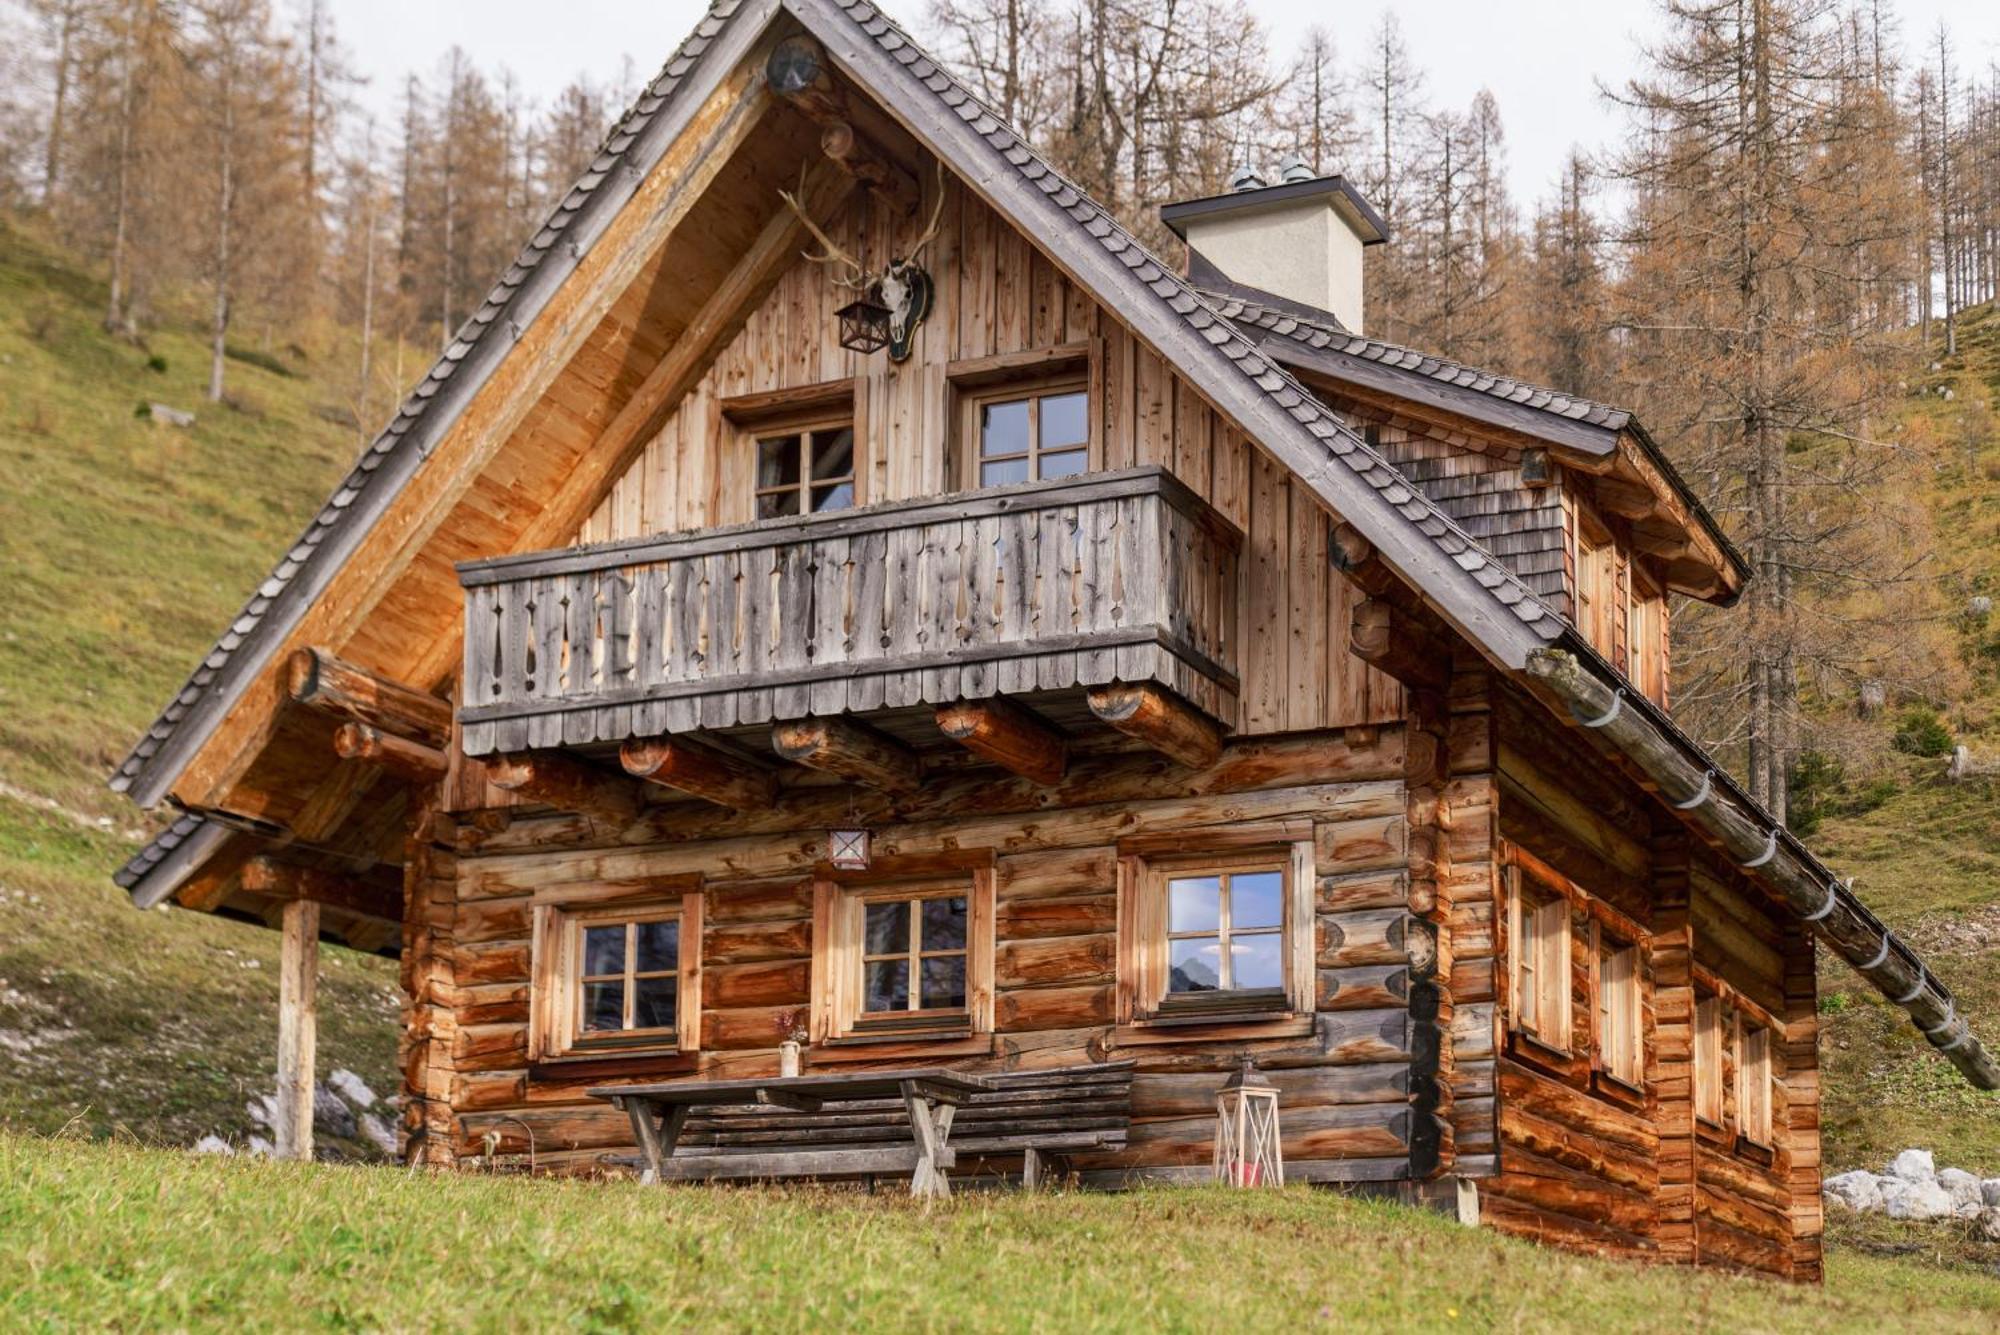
[779,165,944,362]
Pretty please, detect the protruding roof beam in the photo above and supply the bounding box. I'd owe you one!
[288,647,453,748]
[1086,684,1223,770]
[334,722,449,785]
[240,855,405,927]
[772,716,924,794]
[935,699,1067,785]
[486,751,641,825]
[620,735,779,810]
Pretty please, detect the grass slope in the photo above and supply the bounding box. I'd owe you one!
[4,1133,1999,1332]
[0,214,399,1147]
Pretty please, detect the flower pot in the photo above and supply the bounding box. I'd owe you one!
[779,1040,802,1078]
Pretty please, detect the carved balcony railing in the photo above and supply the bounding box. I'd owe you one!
[456,467,1241,756]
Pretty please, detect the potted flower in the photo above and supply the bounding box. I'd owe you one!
[774,1009,809,1078]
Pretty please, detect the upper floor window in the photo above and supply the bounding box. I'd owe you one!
[971,381,1089,486]
[756,421,856,519]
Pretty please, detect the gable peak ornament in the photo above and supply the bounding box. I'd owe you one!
[780,166,941,363]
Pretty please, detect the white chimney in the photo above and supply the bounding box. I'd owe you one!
[1161,168,1388,335]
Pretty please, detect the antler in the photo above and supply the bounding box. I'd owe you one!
[899,162,948,265]
[779,167,872,291]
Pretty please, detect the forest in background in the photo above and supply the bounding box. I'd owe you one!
[0,0,1996,824]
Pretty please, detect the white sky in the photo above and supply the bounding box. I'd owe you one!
[333,0,2000,208]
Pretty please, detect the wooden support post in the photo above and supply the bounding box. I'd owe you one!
[486,751,641,824]
[1086,683,1223,769]
[288,647,453,747]
[935,699,1067,785]
[275,898,319,1161]
[334,722,449,785]
[620,736,778,810]
[241,856,405,927]
[771,717,925,794]
[1350,599,1451,694]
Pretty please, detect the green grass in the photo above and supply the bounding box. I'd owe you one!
[2,1133,1998,1332]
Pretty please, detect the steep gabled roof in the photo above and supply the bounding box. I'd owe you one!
[111,0,1564,810]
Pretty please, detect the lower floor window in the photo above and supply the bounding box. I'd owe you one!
[532,891,705,1060]
[862,892,969,1018]
[1118,844,1315,1023]
[814,872,995,1041]
[1166,868,1286,997]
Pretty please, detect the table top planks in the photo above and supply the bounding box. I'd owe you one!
[589,1067,996,1106]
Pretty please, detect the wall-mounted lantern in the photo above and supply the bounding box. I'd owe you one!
[828,826,872,871]
[836,289,893,355]
[1214,1059,1284,1188]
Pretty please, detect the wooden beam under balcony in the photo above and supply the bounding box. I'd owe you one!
[772,717,924,794]
[1086,684,1223,770]
[935,699,1067,785]
[486,752,641,825]
[288,647,453,748]
[620,736,778,811]
[334,722,449,785]
[240,855,404,927]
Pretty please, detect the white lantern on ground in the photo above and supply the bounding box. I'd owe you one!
[1214,1059,1284,1188]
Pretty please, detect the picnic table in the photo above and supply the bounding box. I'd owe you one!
[590,1067,996,1199]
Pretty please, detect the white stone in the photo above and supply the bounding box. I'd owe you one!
[358,1112,398,1156]
[1979,1206,2000,1242]
[1887,1148,1936,1182]
[245,1093,277,1129]
[1882,1178,1954,1221]
[1982,1179,2000,1208]
[246,1136,274,1158]
[193,1135,234,1156]
[146,402,195,428]
[1938,1168,1985,1218]
[328,1068,377,1108]
[1823,1170,1883,1212]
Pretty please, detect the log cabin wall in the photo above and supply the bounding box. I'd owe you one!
[574,170,1403,735]
[1485,685,1821,1279]
[425,729,1457,1183]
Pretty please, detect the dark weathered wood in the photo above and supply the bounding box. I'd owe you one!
[486,752,641,825]
[1524,648,2000,1089]
[287,647,452,747]
[240,855,405,926]
[334,722,449,785]
[816,119,919,216]
[1349,600,1450,693]
[1087,683,1223,768]
[620,736,777,810]
[772,717,924,794]
[935,698,1067,784]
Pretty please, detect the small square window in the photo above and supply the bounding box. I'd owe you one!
[1123,847,1313,1025]
[756,421,855,520]
[813,874,994,1043]
[533,895,703,1061]
[968,380,1091,487]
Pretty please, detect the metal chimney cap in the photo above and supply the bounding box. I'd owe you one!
[1278,153,1314,184]
[1227,164,1268,193]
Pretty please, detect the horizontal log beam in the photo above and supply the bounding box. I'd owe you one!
[1593,473,1659,521]
[240,855,404,926]
[334,722,448,785]
[1086,684,1222,769]
[1350,599,1451,694]
[935,699,1066,785]
[771,717,924,794]
[1327,522,1404,601]
[486,752,641,824]
[620,736,778,810]
[1525,648,2000,1090]
[287,647,452,748]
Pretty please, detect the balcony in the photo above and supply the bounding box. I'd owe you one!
[456,468,1241,766]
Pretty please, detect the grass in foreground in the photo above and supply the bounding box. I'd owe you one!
[4,1134,2000,1333]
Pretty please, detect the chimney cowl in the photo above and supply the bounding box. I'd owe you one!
[1160,171,1387,335]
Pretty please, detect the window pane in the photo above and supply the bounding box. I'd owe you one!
[864,901,910,956]
[864,959,910,1013]
[1036,448,1087,480]
[1040,392,1088,447]
[582,925,626,977]
[757,490,800,520]
[980,456,1030,487]
[810,481,854,512]
[1168,936,1223,992]
[1168,876,1221,933]
[921,896,967,951]
[757,436,802,489]
[1230,872,1284,930]
[633,976,677,1031]
[634,919,678,974]
[920,955,966,1010]
[1231,931,1284,991]
[810,427,854,480]
[980,399,1030,457]
[582,980,625,1032]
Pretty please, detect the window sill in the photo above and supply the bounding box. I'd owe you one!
[1589,1069,1649,1110]
[1113,1013,1316,1046]
[808,1033,996,1065]
[1733,1135,1777,1167]
[529,1048,698,1082]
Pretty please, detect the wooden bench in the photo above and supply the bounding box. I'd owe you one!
[592,1061,1134,1196]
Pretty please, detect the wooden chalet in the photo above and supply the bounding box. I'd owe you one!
[109,0,1995,1280]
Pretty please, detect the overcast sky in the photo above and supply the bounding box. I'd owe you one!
[334,0,2000,208]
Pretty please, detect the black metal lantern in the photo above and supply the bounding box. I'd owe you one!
[836,287,892,354]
